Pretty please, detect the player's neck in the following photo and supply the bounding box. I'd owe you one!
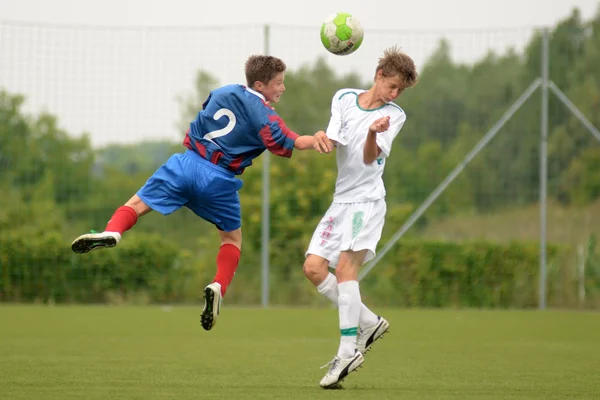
[358,89,385,110]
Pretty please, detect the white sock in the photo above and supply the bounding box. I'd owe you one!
[317,273,379,328]
[316,272,340,303]
[337,280,361,359]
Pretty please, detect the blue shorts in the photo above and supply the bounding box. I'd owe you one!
[137,150,243,232]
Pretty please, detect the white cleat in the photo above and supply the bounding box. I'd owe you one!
[319,350,364,389]
[71,231,121,254]
[200,283,222,331]
[357,316,390,354]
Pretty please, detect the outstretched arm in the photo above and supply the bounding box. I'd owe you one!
[294,135,315,150]
[294,132,334,153]
[312,131,334,153]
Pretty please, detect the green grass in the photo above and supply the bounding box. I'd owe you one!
[418,199,600,246]
[1,306,599,400]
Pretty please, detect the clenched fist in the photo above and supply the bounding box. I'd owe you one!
[369,116,390,134]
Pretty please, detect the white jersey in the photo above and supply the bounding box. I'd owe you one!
[325,88,406,203]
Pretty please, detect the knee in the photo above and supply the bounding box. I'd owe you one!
[303,256,328,285]
[125,195,152,217]
[219,228,242,250]
[302,260,317,280]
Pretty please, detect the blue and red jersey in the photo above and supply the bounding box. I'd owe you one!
[183,84,299,175]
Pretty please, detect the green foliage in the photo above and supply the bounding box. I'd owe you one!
[361,240,561,308]
[275,56,364,133]
[2,234,590,308]
[0,91,95,213]
[583,234,600,307]
[0,232,196,304]
[2,7,600,308]
[96,141,177,175]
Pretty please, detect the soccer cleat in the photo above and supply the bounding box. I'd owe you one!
[357,316,390,354]
[319,350,364,389]
[71,231,121,254]
[200,283,222,331]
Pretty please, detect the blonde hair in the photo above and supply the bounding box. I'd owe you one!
[375,46,418,87]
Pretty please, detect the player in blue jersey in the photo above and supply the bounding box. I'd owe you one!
[71,55,334,330]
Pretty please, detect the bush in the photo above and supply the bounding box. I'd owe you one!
[0,232,195,304]
[2,233,590,308]
[359,240,560,308]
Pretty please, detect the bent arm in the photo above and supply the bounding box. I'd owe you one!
[363,130,381,164]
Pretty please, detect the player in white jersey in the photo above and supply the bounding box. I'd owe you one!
[304,46,418,388]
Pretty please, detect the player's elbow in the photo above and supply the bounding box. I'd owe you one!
[363,147,382,164]
[363,149,378,164]
[363,154,377,164]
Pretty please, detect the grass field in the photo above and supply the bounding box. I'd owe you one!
[1,306,599,400]
[418,200,600,247]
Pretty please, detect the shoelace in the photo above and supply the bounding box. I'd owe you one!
[320,357,340,370]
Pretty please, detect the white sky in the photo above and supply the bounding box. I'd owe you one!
[2,0,598,30]
[1,0,599,147]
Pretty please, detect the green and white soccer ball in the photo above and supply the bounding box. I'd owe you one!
[320,12,364,56]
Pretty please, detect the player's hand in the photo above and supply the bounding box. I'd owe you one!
[369,116,390,134]
[314,130,334,153]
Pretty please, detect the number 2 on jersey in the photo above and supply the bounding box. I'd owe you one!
[204,108,237,143]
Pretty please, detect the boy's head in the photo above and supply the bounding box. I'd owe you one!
[245,55,287,103]
[373,46,418,103]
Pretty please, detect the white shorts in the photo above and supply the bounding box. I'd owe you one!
[306,198,387,267]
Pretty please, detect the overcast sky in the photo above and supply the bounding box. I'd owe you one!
[1,0,599,147]
[2,0,598,30]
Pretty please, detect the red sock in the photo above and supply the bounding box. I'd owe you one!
[105,206,138,234]
[213,244,241,297]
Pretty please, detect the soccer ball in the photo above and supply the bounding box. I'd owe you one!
[320,12,364,56]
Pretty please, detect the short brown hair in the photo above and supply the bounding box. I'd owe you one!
[375,46,418,88]
[244,55,287,87]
